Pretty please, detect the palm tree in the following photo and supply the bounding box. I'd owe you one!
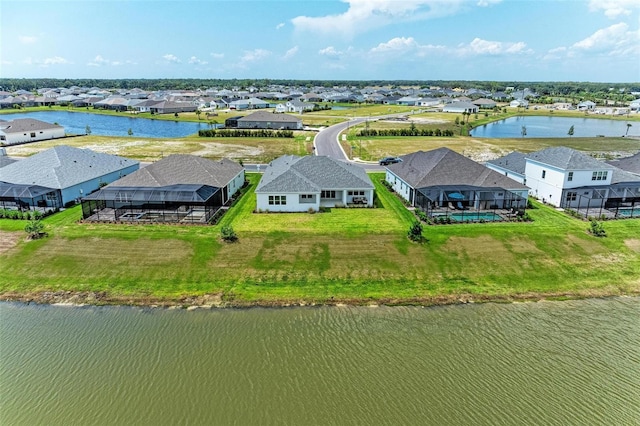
[521,125,527,138]
[626,123,632,136]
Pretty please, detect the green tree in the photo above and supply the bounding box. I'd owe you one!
[128,128,133,136]
[407,220,424,242]
[220,225,238,242]
[521,125,527,138]
[85,125,91,135]
[454,116,460,126]
[568,125,574,137]
[196,109,202,120]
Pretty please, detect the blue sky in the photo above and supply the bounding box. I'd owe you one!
[1,0,639,82]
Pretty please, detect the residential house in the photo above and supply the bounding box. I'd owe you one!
[255,155,374,212]
[485,152,527,184]
[0,118,65,145]
[577,101,596,111]
[472,98,497,109]
[442,102,479,114]
[385,148,529,216]
[235,111,302,130]
[149,101,197,114]
[228,97,269,110]
[607,153,640,176]
[81,155,244,223]
[522,146,640,211]
[0,145,139,207]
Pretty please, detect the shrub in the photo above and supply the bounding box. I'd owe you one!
[588,220,607,237]
[220,225,238,242]
[24,219,46,240]
[408,220,424,242]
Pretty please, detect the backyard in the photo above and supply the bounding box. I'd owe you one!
[0,173,639,306]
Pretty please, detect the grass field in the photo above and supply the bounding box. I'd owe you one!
[1,173,639,306]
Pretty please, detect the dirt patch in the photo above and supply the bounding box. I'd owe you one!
[0,231,21,255]
[624,239,640,253]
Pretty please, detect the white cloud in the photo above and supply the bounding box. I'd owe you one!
[188,56,208,65]
[292,0,466,38]
[457,37,529,56]
[162,54,181,63]
[571,23,639,56]
[42,56,70,65]
[319,46,343,57]
[210,52,225,59]
[589,0,638,18]
[276,22,285,30]
[546,23,639,60]
[240,49,271,63]
[369,36,445,57]
[283,46,299,59]
[477,0,502,6]
[87,55,112,67]
[19,35,38,44]
[1,60,13,65]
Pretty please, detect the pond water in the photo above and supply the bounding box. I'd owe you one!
[1,298,638,425]
[470,115,638,138]
[0,111,206,138]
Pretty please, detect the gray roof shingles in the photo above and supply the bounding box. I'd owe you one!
[256,155,374,193]
[607,152,640,176]
[0,145,139,189]
[108,154,243,188]
[486,152,527,175]
[0,118,63,134]
[387,148,528,190]
[525,146,615,170]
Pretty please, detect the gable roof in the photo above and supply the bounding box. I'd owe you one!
[256,155,374,193]
[387,148,527,190]
[108,155,243,188]
[486,152,527,175]
[0,145,139,189]
[525,147,615,171]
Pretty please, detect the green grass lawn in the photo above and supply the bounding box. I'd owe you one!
[1,172,639,305]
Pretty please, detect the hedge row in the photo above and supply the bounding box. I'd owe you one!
[358,128,455,137]
[198,129,295,138]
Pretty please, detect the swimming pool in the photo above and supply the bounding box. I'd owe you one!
[615,207,640,218]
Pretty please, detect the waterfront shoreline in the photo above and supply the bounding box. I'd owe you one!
[2,288,638,309]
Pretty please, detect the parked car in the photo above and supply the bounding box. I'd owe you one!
[379,156,402,166]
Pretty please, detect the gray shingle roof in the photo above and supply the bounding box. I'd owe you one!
[607,152,640,176]
[387,148,527,190]
[0,145,139,189]
[525,147,615,170]
[0,118,63,134]
[0,156,17,168]
[238,111,301,124]
[108,155,243,188]
[486,152,527,175]
[256,155,374,193]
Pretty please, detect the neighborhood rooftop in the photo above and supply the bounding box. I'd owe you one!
[525,146,615,170]
[486,152,527,175]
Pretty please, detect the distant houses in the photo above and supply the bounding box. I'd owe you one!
[225,111,303,130]
[0,118,65,145]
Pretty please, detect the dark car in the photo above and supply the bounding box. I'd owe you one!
[379,156,402,166]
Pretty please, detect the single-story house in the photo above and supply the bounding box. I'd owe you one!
[0,145,139,208]
[0,118,65,145]
[81,154,244,223]
[472,98,497,109]
[235,111,302,130]
[255,155,374,212]
[385,148,529,217]
[149,101,197,114]
[442,102,479,114]
[228,97,269,110]
[510,99,529,108]
[577,101,596,111]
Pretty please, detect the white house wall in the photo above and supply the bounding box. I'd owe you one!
[256,192,319,212]
[386,170,412,204]
[226,170,245,200]
[60,164,139,205]
[524,161,566,206]
[1,127,66,145]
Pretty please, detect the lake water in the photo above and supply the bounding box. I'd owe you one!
[1,298,638,425]
[0,111,206,138]
[470,116,638,138]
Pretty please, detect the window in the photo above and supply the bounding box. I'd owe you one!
[541,170,546,179]
[321,190,336,199]
[566,192,577,202]
[30,132,36,137]
[592,171,608,181]
[567,172,573,181]
[301,194,313,199]
[268,195,286,205]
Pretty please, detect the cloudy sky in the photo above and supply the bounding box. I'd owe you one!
[1,0,639,82]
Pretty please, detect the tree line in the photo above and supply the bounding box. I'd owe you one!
[357,128,455,137]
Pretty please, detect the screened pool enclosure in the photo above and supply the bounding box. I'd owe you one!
[81,184,223,224]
